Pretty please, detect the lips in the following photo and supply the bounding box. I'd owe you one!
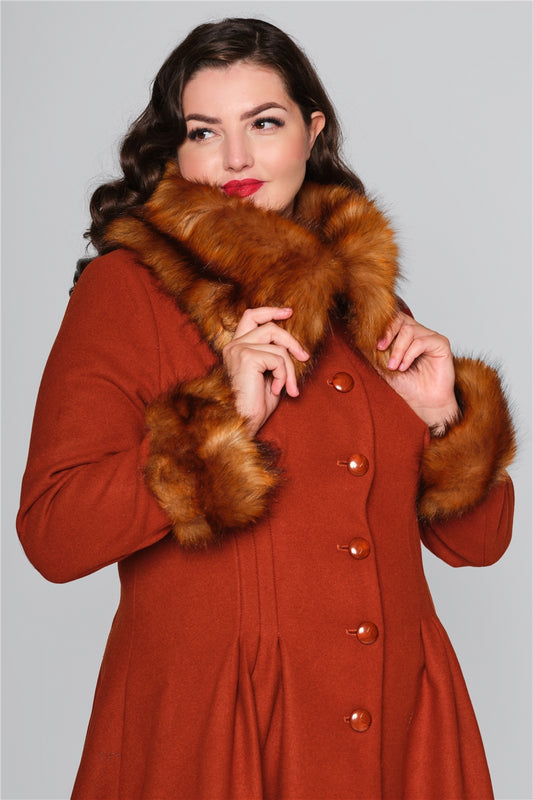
[222,180,264,198]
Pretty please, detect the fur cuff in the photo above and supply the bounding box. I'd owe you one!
[144,366,279,546]
[417,358,516,522]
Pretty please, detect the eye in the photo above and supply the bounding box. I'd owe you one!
[187,127,216,142]
[252,117,285,132]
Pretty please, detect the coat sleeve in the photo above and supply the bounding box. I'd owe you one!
[16,254,178,582]
[17,253,279,581]
[417,356,516,566]
[420,477,514,566]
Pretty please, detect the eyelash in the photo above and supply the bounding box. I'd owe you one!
[187,116,285,142]
[253,116,284,131]
[187,128,213,142]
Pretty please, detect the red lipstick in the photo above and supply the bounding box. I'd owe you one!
[222,179,264,198]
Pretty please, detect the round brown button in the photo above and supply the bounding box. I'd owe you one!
[329,372,354,393]
[347,454,369,476]
[356,622,379,645]
[348,709,372,732]
[349,538,371,559]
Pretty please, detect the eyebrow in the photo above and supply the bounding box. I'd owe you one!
[184,102,288,124]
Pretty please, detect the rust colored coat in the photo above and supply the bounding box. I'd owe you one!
[18,168,515,800]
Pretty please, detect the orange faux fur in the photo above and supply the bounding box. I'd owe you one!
[144,367,279,546]
[105,162,515,545]
[418,358,515,521]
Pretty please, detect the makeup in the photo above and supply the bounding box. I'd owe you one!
[222,179,264,198]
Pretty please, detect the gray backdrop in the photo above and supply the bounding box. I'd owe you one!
[2,2,531,798]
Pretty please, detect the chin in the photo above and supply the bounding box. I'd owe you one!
[251,195,294,217]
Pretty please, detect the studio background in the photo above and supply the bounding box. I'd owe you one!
[2,2,531,798]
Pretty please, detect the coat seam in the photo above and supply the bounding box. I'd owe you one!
[117,560,138,797]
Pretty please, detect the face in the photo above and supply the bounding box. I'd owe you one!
[177,62,325,216]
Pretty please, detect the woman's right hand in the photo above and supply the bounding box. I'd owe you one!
[222,307,309,435]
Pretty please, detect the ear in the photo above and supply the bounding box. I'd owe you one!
[306,111,326,158]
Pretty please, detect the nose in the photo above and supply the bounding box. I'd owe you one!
[223,131,253,172]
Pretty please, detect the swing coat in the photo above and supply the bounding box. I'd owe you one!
[17,167,516,799]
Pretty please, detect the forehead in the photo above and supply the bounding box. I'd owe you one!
[182,62,292,113]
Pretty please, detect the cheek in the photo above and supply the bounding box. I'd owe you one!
[177,148,215,183]
[274,145,308,194]
[271,135,310,181]
[176,149,193,181]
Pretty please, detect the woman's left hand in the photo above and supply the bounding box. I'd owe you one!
[377,311,460,434]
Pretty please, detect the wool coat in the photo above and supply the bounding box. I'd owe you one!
[18,165,516,800]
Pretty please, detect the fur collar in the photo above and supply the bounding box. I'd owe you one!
[101,162,515,546]
[105,161,400,378]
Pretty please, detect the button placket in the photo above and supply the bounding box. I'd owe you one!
[328,368,370,477]
[327,360,380,741]
[339,536,377,734]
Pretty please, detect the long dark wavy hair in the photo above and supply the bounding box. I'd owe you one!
[75,17,365,282]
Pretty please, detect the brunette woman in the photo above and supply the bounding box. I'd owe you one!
[17,17,515,800]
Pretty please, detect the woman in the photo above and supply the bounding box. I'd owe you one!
[17,17,515,800]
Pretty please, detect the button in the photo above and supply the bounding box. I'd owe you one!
[347,709,372,732]
[328,372,354,392]
[347,622,379,644]
[349,538,371,559]
[356,622,379,644]
[347,454,369,476]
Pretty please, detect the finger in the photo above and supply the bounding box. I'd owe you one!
[376,311,408,351]
[393,339,427,371]
[232,321,310,362]
[253,350,300,398]
[390,331,450,372]
[386,322,417,370]
[273,371,299,397]
[234,307,294,338]
[270,360,291,397]
[227,344,300,397]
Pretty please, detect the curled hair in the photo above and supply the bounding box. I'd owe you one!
[85,17,365,258]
